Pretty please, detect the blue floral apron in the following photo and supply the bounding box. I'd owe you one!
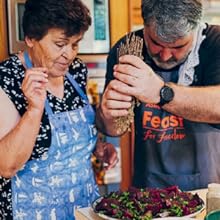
[11,52,99,219]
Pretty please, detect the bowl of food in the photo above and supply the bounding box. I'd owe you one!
[92,185,205,220]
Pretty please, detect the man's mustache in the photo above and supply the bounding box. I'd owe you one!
[152,55,178,64]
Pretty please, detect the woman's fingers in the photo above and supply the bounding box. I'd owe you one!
[21,68,49,110]
[94,142,119,170]
[22,68,48,90]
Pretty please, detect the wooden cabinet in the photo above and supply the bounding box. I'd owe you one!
[129,0,142,30]
[109,0,130,45]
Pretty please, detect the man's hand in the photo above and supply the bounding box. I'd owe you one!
[113,54,164,104]
[100,79,133,121]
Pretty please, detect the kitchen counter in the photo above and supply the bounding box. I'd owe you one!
[75,188,207,220]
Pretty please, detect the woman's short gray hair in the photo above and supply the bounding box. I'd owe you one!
[141,0,203,42]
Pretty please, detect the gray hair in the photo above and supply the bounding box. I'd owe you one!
[141,0,203,42]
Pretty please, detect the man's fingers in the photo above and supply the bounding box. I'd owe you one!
[118,54,146,68]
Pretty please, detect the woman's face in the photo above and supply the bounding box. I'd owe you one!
[26,28,83,77]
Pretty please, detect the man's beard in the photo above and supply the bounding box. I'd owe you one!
[149,51,189,70]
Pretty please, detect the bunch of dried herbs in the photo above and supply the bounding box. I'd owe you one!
[115,33,143,134]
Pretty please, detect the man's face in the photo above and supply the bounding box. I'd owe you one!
[143,25,195,69]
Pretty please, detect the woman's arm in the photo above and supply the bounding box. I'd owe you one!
[0,66,48,178]
[0,89,43,178]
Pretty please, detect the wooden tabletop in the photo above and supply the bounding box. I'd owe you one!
[75,188,207,220]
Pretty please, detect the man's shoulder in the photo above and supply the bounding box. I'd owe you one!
[203,24,220,35]
[198,23,220,64]
[201,24,220,47]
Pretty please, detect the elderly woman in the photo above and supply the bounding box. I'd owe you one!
[0,0,117,219]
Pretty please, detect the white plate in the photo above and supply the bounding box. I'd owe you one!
[92,197,205,220]
[153,218,195,220]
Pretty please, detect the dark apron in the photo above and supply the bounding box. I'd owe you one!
[133,102,220,191]
[11,52,99,219]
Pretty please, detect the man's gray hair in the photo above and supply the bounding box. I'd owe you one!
[141,0,203,42]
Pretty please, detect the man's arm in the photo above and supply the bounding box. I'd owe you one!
[104,54,220,127]
[163,83,220,123]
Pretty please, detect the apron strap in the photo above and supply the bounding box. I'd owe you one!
[23,51,89,116]
[24,51,33,69]
[44,99,54,115]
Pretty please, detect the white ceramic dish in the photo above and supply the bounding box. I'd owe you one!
[92,197,205,220]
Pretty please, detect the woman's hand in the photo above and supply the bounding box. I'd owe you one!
[93,141,119,170]
[22,67,48,112]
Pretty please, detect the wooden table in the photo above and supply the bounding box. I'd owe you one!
[75,188,207,220]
